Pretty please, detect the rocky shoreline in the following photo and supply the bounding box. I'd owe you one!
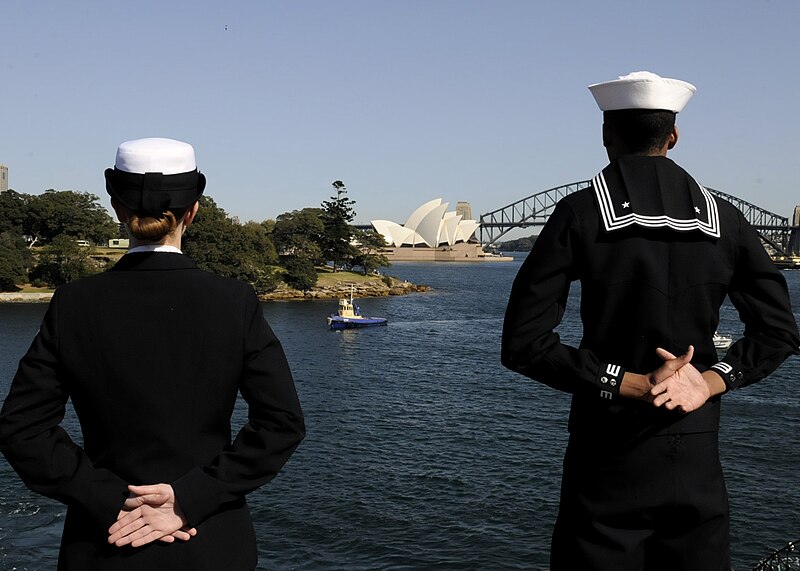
[259,278,430,301]
[0,292,54,303]
[1,278,430,304]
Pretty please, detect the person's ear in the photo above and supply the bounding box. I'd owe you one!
[667,126,679,150]
[111,199,129,224]
[183,201,200,228]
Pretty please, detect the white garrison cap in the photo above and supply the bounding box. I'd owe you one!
[106,137,205,214]
[588,71,696,113]
[114,137,198,175]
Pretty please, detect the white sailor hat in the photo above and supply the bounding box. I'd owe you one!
[105,138,206,215]
[588,71,696,113]
[114,138,198,175]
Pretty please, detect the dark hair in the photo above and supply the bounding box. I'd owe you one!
[603,109,676,154]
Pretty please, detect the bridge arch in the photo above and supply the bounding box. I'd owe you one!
[479,181,796,256]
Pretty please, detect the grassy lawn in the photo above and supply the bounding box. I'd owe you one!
[18,285,55,293]
[315,270,383,286]
[91,247,127,257]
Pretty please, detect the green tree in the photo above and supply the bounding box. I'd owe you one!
[497,236,535,252]
[238,221,280,294]
[260,219,276,235]
[283,257,318,291]
[0,232,33,291]
[183,196,242,277]
[183,196,281,292]
[241,221,278,267]
[26,190,118,245]
[320,180,359,270]
[29,234,95,287]
[351,228,390,275]
[248,266,282,296]
[272,208,325,264]
[0,190,30,236]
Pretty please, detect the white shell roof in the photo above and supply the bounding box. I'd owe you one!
[371,198,480,248]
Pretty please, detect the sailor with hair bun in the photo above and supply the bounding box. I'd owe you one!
[0,137,305,570]
[502,72,799,569]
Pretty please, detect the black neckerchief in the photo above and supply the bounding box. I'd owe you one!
[592,155,720,238]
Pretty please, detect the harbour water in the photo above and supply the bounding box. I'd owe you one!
[1,257,799,570]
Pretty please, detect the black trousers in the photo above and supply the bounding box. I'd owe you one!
[550,432,731,571]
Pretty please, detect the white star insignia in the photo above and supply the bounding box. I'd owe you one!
[622,201,630,209]
[695,206,701,214]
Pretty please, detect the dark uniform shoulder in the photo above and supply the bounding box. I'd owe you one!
[554,184,601,228]
[561,185,597,209]
[713,194,745,222]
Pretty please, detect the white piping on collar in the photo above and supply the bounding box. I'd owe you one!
[593,171,720,238]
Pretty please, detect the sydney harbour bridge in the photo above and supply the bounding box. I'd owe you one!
[478,181,800,261]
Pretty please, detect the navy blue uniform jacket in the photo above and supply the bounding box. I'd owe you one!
[502,156,799,443]
[0,252,305,570]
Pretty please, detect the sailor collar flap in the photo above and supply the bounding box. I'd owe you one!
[592,156,720,238]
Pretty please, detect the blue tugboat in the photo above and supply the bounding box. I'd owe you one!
[327,287,388,330]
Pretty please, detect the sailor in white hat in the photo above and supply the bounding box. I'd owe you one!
[587,72,723,239]
[502,72,798,569]
[0,138,304,569]
[588,70,696,114]
[105,137,206,249]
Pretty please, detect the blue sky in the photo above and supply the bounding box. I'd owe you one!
[1,0,798,228]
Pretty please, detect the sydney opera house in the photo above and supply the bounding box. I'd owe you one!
[371,199,507,261]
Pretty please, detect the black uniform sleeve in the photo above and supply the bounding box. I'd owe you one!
[172,288,305,526]
[0,290,129,527]
[711,213,799,390]
[501,200,624,397]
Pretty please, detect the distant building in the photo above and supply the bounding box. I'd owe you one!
[456,201,473,221]
[0,165,8,193]
[370,198,512,261]
[108,238,130,249]
[793,205,800,226]
[371,198,480,248]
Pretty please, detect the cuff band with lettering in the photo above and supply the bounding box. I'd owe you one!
[596,363,625,400]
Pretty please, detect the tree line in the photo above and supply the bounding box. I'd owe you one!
[0,182,389,293]
[497,235,537,252]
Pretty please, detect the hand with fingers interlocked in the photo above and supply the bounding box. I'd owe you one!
[649,345,719,413]
[108,483,196,548]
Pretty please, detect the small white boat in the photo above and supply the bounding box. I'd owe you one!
[713,332,733,350]
[327,287,388,330]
